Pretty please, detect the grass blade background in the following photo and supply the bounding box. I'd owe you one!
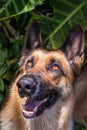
[0,0,44,21]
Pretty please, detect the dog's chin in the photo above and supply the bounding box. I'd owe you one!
[22,93,59,119]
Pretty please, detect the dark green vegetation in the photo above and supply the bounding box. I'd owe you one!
[0,0,87,129]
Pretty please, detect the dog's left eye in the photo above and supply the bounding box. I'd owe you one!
[48,63,60,73]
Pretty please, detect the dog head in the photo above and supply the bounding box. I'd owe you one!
[16,21,84,119]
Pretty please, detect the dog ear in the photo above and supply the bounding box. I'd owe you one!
[61,25,84,75]
[22,21,42,55]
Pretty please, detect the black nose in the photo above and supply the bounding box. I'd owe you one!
[17,76,36,98]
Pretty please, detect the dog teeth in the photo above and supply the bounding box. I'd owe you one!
[22,98,48,115]
[23,110,34,115]
[23,107,37,116]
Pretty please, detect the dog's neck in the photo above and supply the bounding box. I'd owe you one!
[25,96,74,130]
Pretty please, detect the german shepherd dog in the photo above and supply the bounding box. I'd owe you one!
[0,21,86,130]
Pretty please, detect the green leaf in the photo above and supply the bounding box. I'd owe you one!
[44,1,85,42]
[0,0,44,21]
[0,67,7,76]
[0,51,5,64]
[0,77,4,92]
[2,71,12,81]
[0,92,3,105]
[31,0,87,51]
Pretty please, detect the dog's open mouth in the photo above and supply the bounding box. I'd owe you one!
[22,93,58,119]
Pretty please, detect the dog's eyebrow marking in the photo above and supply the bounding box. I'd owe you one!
[48,58,65,75]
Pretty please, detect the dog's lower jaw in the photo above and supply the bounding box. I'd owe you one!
[1,85,74,130]
[25,94,74,130]
[1,89,74,130]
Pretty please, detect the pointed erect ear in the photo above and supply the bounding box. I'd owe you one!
[22,21,42,55]
[61,25,84,75]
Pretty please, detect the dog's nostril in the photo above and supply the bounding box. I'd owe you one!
[25,84,32,90]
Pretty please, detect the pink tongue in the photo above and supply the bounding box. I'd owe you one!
[24,99,43,111]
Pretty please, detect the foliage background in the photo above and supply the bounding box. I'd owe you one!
[0,0,87,129]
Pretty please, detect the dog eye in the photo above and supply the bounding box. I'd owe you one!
[49,63,64,75]
[47,63,60,73]
[26,60,33,70]
[27,61,32,67]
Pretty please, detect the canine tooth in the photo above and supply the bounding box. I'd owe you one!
[44,98,48,102]
[34,106,38,112]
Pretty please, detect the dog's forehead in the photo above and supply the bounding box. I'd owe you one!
[29,49,66,60]
[23,48,72,78]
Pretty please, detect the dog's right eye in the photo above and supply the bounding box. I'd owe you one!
[27,61,32,67]
[26,59,33,70]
